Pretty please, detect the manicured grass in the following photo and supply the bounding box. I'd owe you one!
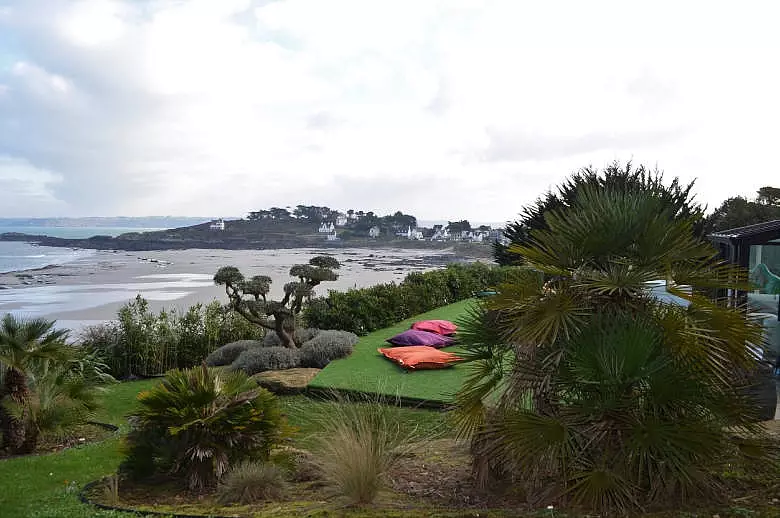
[308,300,475,405]
[0,378,449,517]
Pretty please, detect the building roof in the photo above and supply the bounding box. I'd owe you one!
[709,219,780,245]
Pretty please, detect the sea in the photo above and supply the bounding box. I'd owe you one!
[0,227,163,274]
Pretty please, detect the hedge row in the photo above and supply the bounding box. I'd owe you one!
[303,262,515,335]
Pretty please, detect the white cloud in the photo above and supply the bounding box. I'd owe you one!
[0,156,68,214]
[0,0,779,220]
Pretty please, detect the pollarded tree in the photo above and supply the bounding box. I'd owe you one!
[214,256,340,349]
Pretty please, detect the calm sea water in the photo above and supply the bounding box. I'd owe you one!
[0,227,164,273]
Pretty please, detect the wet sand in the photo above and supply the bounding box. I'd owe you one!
[0,247,470,333]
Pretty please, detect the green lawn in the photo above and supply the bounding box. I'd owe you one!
[308,299,475,405]
[0,378,447,517]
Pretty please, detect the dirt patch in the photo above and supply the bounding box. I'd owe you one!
[86,437,780,517]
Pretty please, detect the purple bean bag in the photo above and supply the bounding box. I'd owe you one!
[386,329,456,348]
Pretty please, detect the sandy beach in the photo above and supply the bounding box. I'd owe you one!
[0,247,468,333]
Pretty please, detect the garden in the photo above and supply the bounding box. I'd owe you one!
[1,165,779,517]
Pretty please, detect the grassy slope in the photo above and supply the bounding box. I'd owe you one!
[308,300,475,404]
[0,378,447,517]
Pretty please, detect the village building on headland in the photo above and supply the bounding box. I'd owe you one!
[318,222,335,233]
[209,218,226,231]
[368,226,381,238]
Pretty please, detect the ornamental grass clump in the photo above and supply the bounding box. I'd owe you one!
[309,394,420,505]
[455,178,779,514]
[120,364,287,491]
[217,461,288,504]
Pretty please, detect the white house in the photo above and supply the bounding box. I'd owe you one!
[405,226,424,240]
[318,222,335,233]
[335,214,348,227]
[209,219,225,231]
[368,226,381,238]
[326,231,339,241]
[431,227,450,241]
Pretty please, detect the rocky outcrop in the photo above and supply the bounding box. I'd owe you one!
[251,368,321,395]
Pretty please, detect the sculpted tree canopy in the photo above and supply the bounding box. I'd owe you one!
[214,256,340,348]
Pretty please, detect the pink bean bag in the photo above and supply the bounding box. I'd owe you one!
[411,319,458,336]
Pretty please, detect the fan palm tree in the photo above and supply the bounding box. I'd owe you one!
[456,185,776,513]
[0,315,69,453]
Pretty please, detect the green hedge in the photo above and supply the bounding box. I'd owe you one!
[303,262,515,335]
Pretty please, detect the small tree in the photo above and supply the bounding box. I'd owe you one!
[214,256,340,348]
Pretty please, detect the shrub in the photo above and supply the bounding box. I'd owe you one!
[120,365,286,490]
[300,330,358,369]
[456,184,778,514]
[263,328,320,348]
[311,394,420,505]
[204,340,262,367]
[303,263,516,335]
[230,347,302,375]
[217,461,288,504]
[81,297,264,379]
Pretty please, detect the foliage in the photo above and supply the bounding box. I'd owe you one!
[230,347,302,376]
[3,361,102,451]
[214,256,340,348]
[80,297,263,378]
[706,186,780,231]
[204,340,261,367]
[457,184,777,514]
[311,393,422,505]
[216,461,288,504]
[120,365,287,490]
[299,330,358,369]
[493,161,708,265]
[263,328,320,348]
[304,262,516,335]
[0,315,72,453]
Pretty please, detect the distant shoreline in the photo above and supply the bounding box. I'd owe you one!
[0,231,495,259]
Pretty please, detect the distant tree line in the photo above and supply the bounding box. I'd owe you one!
[705,186,780,232]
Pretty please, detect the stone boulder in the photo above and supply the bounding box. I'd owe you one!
[252,368,321,395]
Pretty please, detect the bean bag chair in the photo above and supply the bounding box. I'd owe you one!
[378,346,462,370]
[411,319,458,336]
[386,329,455,348]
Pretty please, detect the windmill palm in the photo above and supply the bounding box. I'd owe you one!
[0,314,69,452]
[455,186,776,513]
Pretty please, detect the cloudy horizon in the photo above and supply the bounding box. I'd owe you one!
[1,1,779,221]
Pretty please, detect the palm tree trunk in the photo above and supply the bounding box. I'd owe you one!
[1,367,29,453]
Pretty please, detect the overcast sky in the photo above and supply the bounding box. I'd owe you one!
[1,1,779,222]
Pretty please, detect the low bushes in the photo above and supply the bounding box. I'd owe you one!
[217,461,288,504]
[300,330,358,369]
[226,330,359,375]
[204,340,261,367]
[263,328,319,348]
[81,296,264,379]
[230,347,302,375]
[120,365,287,490]
[303,262,516,335]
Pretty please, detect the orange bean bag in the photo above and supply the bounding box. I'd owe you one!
[411,319,458,336]
[378,346,462,370]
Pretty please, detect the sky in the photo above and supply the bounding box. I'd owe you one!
[0,1,779,223]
